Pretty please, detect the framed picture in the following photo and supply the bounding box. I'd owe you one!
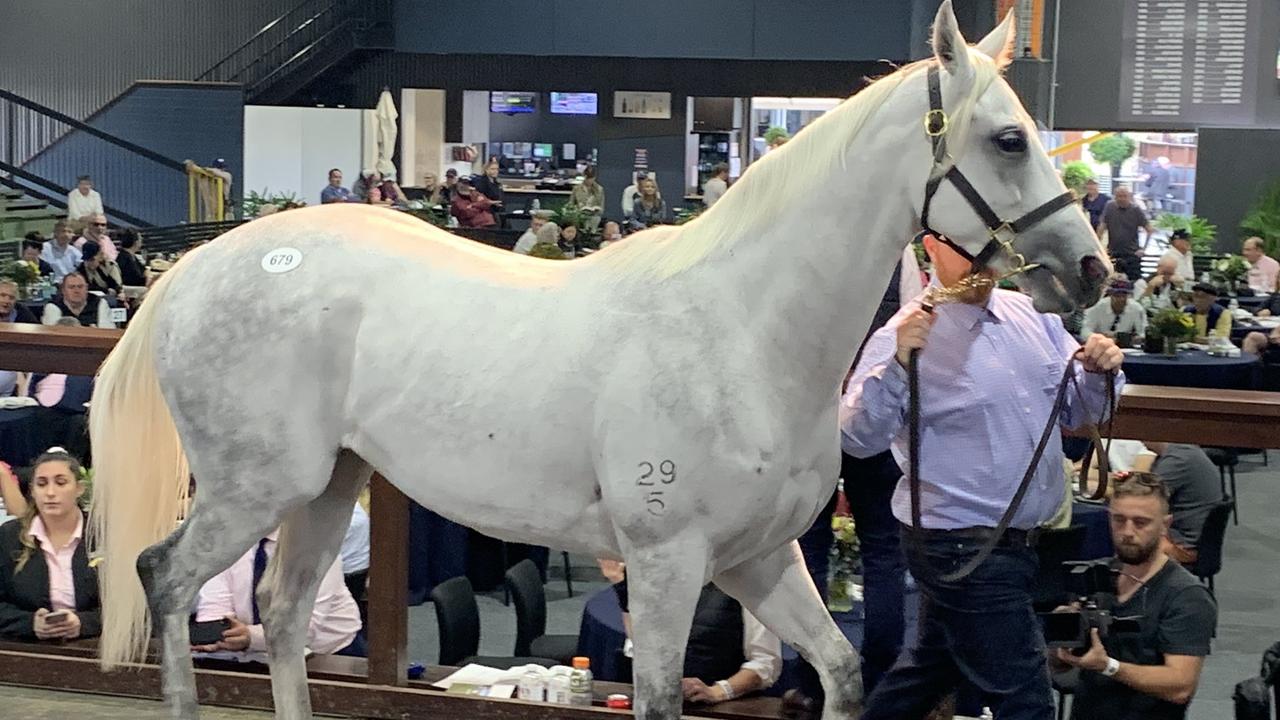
[613,91,672,120]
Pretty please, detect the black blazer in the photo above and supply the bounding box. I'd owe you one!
[0,516,101,640]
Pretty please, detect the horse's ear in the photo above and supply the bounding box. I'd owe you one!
[975,9,1017,69]
[931,0,973,78]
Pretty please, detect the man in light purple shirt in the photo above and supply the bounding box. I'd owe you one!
[840,233,1124,720]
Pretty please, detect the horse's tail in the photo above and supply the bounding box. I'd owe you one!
[89,258,193,669]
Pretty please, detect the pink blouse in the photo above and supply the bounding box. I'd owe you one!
[28,515,83,612]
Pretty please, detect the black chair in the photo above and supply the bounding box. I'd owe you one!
[1032,525,1088,612]
[429,576,557,669]
[1203,447,1239,525]
[1184,498,1234,599]
[505,559,580,664]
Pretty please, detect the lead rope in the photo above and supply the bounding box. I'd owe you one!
[907,329,1118,583]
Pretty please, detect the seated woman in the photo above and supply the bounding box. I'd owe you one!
[610,567,782,704]
[626,177,671,229]
[0,450,100,641]
[74,240,123,296]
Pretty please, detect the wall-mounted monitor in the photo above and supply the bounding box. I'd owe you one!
[532,143,554,159]
[549,92,598,115]
[490,91,536,114]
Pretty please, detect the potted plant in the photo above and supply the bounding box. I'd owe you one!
[1153,213,1217,255]
[1,259,40,299]
[1148,307,1195,356]
[1060,161,1093,197]
[763,126,790,148]
[1210,255,1250,293]
[1240,178,1280,260]
[1088,133,1136,183]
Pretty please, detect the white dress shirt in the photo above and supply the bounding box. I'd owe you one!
[339,503,370,575]
[1161,248,1194,281]
[1080,297,1148,338]
[196,532,361,659]
[42,297,114,328]
[66,189,103,221]
[40,243,82,282]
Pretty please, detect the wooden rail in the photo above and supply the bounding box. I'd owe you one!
[4,322,1280,715]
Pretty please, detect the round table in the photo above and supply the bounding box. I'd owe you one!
[578,587,626,681]
[1233,320,1280,342]
[1121,349,1259,389]
[0,406,39,467]
[1222,295,1270,312]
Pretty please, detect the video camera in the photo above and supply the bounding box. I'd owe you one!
[1040,559,1142,652]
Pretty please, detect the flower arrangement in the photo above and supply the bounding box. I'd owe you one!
[1,259,40,287]
[1149,307,1195,340]
[1210,255,1250,289]
[827,513,861,612]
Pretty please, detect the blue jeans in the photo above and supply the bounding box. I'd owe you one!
[862,530,1053,720]
[844,450,907,695]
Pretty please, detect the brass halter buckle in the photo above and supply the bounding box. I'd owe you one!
[923,109,949,137]
[989,223,1041,278]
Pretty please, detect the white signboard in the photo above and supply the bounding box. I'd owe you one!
[614,92,672,120]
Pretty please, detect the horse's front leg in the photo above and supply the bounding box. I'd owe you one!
[622,535,710,720]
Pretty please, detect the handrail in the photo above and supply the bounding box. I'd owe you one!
[196,0,319,81]
[234,4,342,84]
[0,160,154,228]
[0,89,186,172]
[184,161,226,222]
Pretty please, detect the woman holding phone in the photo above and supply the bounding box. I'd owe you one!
[0,450,101,641]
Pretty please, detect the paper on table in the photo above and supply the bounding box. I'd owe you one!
[432,663,542,693]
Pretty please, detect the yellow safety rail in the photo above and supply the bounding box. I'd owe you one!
[1048,131,1115,158]
[185,161,226,222]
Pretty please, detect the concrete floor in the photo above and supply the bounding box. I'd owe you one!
[3,453,1274,717]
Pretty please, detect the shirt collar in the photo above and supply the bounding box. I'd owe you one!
[29,513,84,550]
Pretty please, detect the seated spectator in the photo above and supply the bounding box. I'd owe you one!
[340,502,370,629]
[620,173,645,219]
[193,529,363,660]
[74,214,118,262]
[1184,283,1232,340]
[627,177,671,229]
[472,158,505,203]
[65,176,104,228]
[1138,256,1185,313]
[1081,279,1147,340]
[1242,236,1279,293]
[513,211,551,255]
[1053,473,1216,719]
[0,461,26,524]
[21,235,54,277]
[405,172,446,206]
[31,372,94,462]
[42,272,113,328]
[114,229,148,287]
[1159,229,1194,283]
[1144,443,1227,564]
[40,221,82,283]
[0,450,101,641]
[560,223,581,257]
[320,168,352,204]
[76,240,123,296]
[612,569,781,704]
[352,170,381,201]
[566,166,604,231]
[1242,326,1280,363]
[441,168,459,203]
[702,163,730,208]
[599,220,623,248]
[0,280,39,324]
[449,179,497,229]
[528,222,564,259]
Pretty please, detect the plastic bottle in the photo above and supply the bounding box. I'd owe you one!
[531,198,541,212]
[517,667,545,702]
[1229,296,1240,311]
[547,666,573,704]
[568,657,593,707]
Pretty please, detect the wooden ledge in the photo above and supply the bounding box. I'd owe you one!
[0,322,121,375]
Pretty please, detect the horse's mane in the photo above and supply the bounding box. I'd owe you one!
[596,50,1002,282]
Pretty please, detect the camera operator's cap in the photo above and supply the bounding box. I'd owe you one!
[1192,282,1219,296]
[1105,279,1134,296]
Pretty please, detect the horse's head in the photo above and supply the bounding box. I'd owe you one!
[911,1,1109,313]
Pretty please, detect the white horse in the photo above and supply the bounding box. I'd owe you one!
[89,3,1107,718]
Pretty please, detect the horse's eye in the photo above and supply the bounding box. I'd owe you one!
[993,129,1027,154]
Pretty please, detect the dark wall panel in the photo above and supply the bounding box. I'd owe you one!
[0,0,293,120]
[751,0,911,61]
[1195,128,1280,251]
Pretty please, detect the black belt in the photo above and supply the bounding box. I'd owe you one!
[905,524,1042,550]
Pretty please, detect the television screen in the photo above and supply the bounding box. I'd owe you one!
[490,91,536,114]
[532,143,554,159]
[549,92,598,115]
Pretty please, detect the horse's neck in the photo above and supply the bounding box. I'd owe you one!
[705,135,918,406]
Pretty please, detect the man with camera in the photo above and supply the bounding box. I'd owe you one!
[1053,474,1217,719]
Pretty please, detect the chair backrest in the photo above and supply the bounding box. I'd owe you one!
[1032,525,1087,610]
[505,559,547,657]
[430,576,480,666]
[1190,499,1234,578]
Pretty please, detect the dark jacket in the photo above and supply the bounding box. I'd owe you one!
[0,516,102,640]
[4,304,38,324]
[472,175,504,203]
[117,249,147,287]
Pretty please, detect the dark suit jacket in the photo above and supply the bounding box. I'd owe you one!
[0,516,102,640]
[5,304,38,324]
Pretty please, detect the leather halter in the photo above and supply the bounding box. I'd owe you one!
[918,63,1077,277]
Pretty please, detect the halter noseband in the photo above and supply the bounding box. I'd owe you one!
[918,63,1077,282]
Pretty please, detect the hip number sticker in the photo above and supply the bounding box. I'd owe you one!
[261,248,303,274]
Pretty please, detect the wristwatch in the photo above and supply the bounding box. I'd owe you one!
[1101,657,1121,677]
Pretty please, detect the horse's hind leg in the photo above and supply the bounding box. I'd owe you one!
[715,541,864,720]
[260,449,370,719]
[623,535,710,720]
[138,483,285,718]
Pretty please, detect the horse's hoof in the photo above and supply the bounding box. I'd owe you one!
[781,688,820,719]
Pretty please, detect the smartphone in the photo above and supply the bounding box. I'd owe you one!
[189,618,230,646]
[44,610,69,624]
